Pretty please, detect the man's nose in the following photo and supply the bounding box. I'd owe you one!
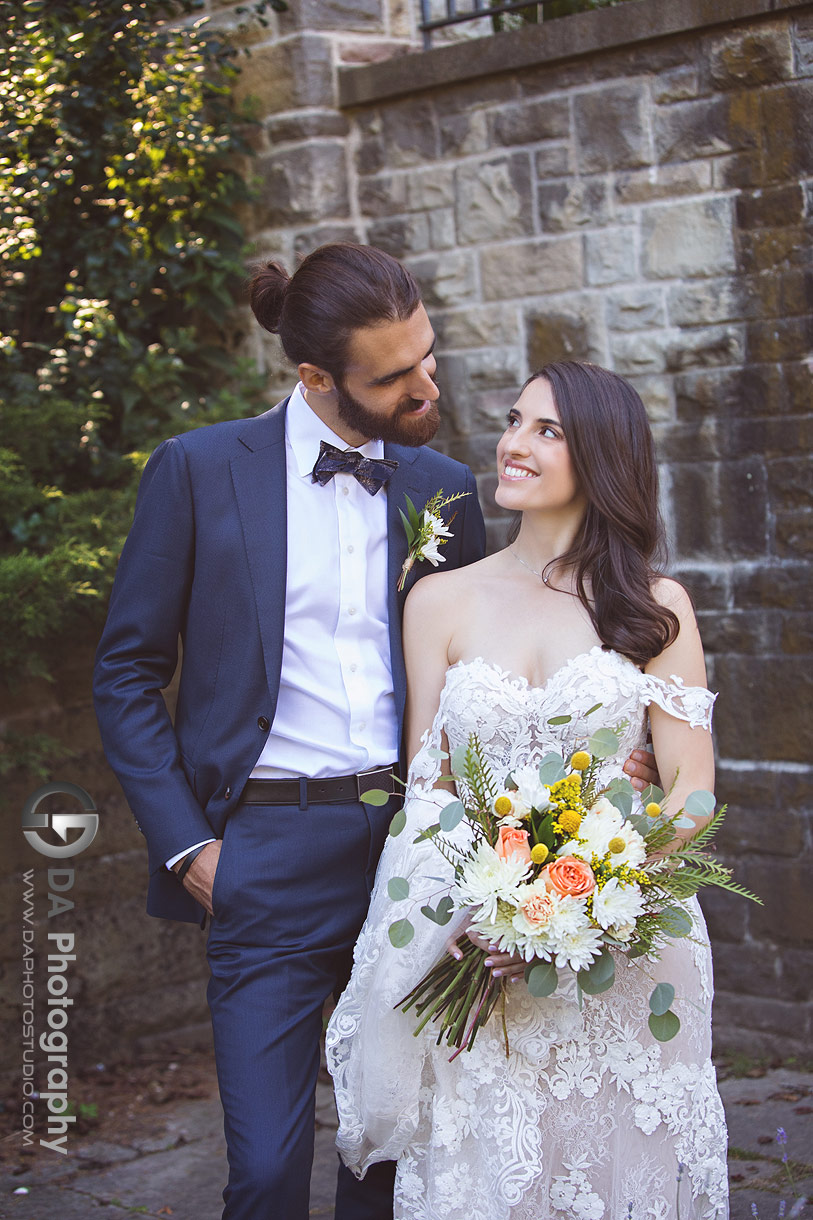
[411,357,439,401]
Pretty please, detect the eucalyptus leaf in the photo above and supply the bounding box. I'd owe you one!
[538,757,567,785]
[607,788,633,817]
[413,822,440,843]
[450,745,469,775]
[660,906,693,938]
[648,1009,681,1042]
[588,727,620,759]
[439,800,466,832]
[640,783,665,807]
[577,948,616,995]
[388,918,414,948]
[360,788,390,806]
[585,702,603,716]
[547,714,571,726]
[649,982,676,1016]
[674,816,696,829]
[426,748,449,760]
[387,876,409,902]
[628,814,651,835]
[421,896,454,926]
[684,790,716,819]
[525,960,558,997]
[388,809,407,837]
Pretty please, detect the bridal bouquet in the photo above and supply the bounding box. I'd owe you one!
[365,719,760,1057]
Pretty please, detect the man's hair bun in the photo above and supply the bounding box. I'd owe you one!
[248,261,290,334]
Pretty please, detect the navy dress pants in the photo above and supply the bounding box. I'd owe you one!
[206,795,397,1220]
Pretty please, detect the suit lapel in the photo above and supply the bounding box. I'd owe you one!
[230,400,289,714]
[384,444,436,733]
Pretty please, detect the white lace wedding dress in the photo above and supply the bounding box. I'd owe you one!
[326,647,729,1220]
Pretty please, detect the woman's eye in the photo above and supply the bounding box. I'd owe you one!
[541,425,557,439]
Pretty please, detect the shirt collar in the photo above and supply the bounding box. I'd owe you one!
[286,383,385,480]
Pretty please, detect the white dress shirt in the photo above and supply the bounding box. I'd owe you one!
[167,385,399,868]
[251,382,399,777]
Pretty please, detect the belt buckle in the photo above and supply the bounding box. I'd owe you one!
[355,765,390,801]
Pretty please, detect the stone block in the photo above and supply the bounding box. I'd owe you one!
[768,457,813,512]
[406,167,456,213]
[733,562,813,611]
[535,144,571,177]
[525,297,606,370]
[708,22,793,91]
[614,160,712,205]
[609,331,668,377]
[357,172,409,218]
[606,286,666,332]
[739,225,807,274]
[231,34,335,114]
[438,109,489,157]
[712,992,812,1055]
[654,93,760,163]
[711,150,765,191]
[674,365,787,421]
[668,280,759,329]
[266,111,349,143]
[696,608,773,655]
[367,212,431,258]
[479,236,583,301]
[574,82,651,173]
[745,857,813,946]
[666,459,722,560]
[775,508,813,559]
[455,154,534,245]
[628,373,673,422]
[746,316,813,364]
[585,228,637,286]
[780,611,813,654]
[537,177,611,233]
[408,250,478,308]
[713,943,800,1003]
[671,564,729,611]
[652,65,700,104]
[699,884,747,945]
[488,97,570,147]
[379,97,440,168]
[293,224,359,257]
[277,0,384,33]
[760,80,813,182]
[428,208,456,249]
[641,197,736,280]
[795,11,813,76]
[713,656,813,764]
[338,38,411,64]
[664,324,745,372]
[256,142,349,227]
[433,304,522,351]
[735,184,805,231]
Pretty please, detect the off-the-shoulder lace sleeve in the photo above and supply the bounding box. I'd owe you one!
[638,672,716,730]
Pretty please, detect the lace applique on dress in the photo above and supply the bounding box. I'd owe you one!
[326,649,728,1220]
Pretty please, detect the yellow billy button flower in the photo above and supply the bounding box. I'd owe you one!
[494,795,514,817]
[530,843,549,865]
[645,802,662,818]
[570,751,591,771]
[557,809,582,836]
[607,836,626,854]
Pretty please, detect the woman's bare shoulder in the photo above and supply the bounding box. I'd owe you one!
[403,553,501,619]
[651,575,695,620]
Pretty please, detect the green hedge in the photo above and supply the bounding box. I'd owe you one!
[0,0,279,766]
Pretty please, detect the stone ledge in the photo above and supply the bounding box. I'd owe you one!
[338,0,813,106]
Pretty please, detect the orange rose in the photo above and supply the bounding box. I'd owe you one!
[494,825,532,867]
[541,855,596,897]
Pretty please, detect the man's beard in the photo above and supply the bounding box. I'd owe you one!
[334,381,441,448]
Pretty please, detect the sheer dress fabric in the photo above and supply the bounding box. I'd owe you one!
[326,648,729,1220]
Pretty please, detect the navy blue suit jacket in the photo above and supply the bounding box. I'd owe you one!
[93,398,486,923]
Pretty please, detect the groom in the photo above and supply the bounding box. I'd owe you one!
[93,243,486,1220]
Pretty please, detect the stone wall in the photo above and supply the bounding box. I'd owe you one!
[228,0,813,1055]
[3,0,811,1082]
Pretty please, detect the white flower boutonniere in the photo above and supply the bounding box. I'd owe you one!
[397,489,470,591]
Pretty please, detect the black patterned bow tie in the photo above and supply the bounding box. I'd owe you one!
[311,441,398,496]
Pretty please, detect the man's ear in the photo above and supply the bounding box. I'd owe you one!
[299,362,337,396]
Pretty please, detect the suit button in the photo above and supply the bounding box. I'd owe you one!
[258,716,270,732]
[224,787,232,799]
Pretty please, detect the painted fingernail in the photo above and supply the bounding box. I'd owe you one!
[488,944,498,952]
[484,958,493,968]
[492,969,502,977]
[511,974,522,983]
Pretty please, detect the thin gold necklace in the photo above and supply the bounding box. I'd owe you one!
[509,546,551,585]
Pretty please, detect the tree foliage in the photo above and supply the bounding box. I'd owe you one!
[0,0,274,714]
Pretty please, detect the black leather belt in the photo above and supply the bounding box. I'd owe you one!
[241,765,398,806]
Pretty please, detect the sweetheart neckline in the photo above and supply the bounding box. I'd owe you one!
[447,646,642,698]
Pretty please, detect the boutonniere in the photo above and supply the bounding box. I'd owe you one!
[397,489,470,591]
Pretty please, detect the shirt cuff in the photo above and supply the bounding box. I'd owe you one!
[166,839,216,871]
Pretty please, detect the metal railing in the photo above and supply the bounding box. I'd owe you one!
[418,0,625,50]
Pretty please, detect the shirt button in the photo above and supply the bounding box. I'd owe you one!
[258,716,270,731]
[347,544,354,553]
[348,606,357,616]
[342,486,350,497]
[349,663,358,673]
[358,721,366,732]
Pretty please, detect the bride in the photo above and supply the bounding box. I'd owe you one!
[326,361,729,1220]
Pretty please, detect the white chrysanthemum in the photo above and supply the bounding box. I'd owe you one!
[592,876,645,933]
[511,764,552,813]
[453,841,530,923]
[491,788,530,827]
[604,819,647,868]
[559,797,624,859]
[547,893,591,939]
[551,920,605,972]
[470,900,518,951]
[426,511,453,540]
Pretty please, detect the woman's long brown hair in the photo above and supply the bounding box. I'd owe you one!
[520,361,680,667]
